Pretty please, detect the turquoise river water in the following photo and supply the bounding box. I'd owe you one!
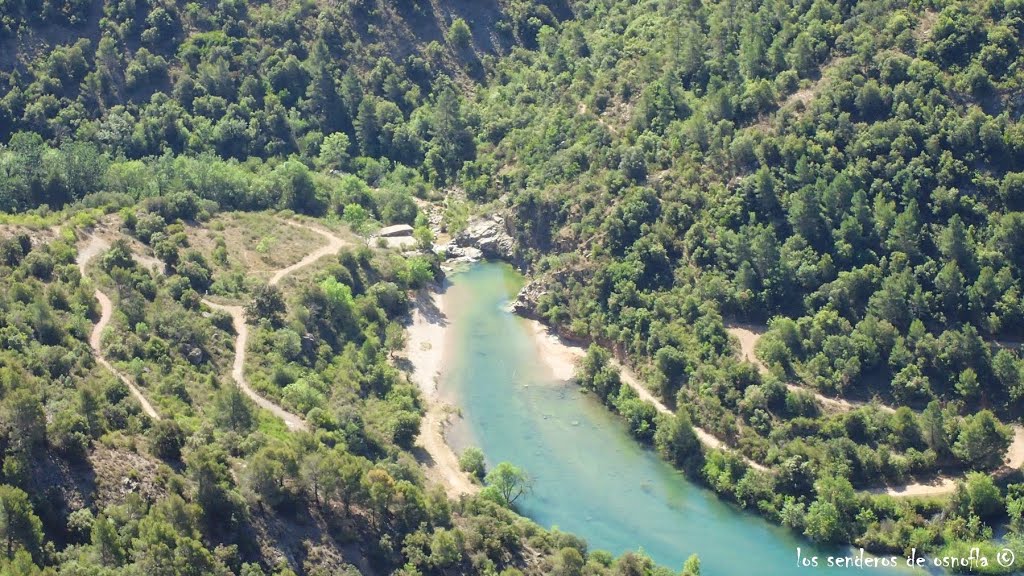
[441,262,917,576]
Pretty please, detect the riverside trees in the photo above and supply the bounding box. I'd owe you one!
[3,0,1024,567]
[485,462,533,508]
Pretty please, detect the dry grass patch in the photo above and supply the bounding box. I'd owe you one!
[89,445,168,509]
[186,212,328,289]
[266,221,361,295]
[0,223,62,246]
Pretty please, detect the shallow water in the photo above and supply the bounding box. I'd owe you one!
[442,262,914,575]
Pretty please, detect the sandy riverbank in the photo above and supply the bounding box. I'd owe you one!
[521,318,768,471]
[525,320,586,382]
[405,288,478,497]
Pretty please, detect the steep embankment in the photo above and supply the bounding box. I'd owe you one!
[727,324,1024,496]
[76,234,160,420]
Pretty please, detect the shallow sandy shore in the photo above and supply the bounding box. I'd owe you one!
[405,288,478,497]
[526,320,586,382]
[522,318,768,471]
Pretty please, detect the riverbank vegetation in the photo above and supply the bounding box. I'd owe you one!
[2,0,1024,570]
[2,214,700,575]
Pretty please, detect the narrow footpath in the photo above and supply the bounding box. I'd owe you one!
[726,323,893,413]
[200,220,348,433]
[77,234,161,420]
[726,323,1024,496]
[200,299,307,432]
[77,218,347,433]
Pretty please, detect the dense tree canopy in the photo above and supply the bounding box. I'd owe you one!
[3,0,1024,570]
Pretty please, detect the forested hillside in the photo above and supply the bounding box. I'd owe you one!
[0,0,567,212]
[481,0,1024,561]
[3,0,1024,571]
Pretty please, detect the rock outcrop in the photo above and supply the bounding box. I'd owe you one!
[379,224,415,237]
[435,243,483,265]
[453,215,515,260]
[508,278,545,318]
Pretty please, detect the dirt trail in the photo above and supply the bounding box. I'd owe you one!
[76,235,108,273]
[1007,426,1024,469]
[200,299,308,432]
[867,477,958,497]
[202,220,348,433]
[405,289,479,497]
[726,323,1024,496]
[77,235,160,420]
[90,290,161,420]
[78,219,348,432]
[268,221,347,286]
[726,323,887,413]
[869,426,1024,497]
[524,319,769,471]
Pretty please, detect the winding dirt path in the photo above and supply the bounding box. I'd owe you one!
[201,220,348,433]
[79,218,347,432]
[726,323,1024,496]
[1008,425,1024,466]
[200,299,308,432]
[77,235,160,420]
[268,220,347,286]
[616,362,768,469]
[726,323,888,413]
[405,289,479,497]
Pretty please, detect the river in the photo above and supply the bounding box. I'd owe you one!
[440,262,916,575]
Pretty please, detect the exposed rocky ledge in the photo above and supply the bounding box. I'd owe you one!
[452,215,515,260]
[508,278,545,319]
[435,243,483,267]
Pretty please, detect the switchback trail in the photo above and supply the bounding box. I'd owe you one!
[201,219,348,433]
[726,323,1024,496]
[77,234,161,420]
[79,218,348,432]
[200,299,308,432]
